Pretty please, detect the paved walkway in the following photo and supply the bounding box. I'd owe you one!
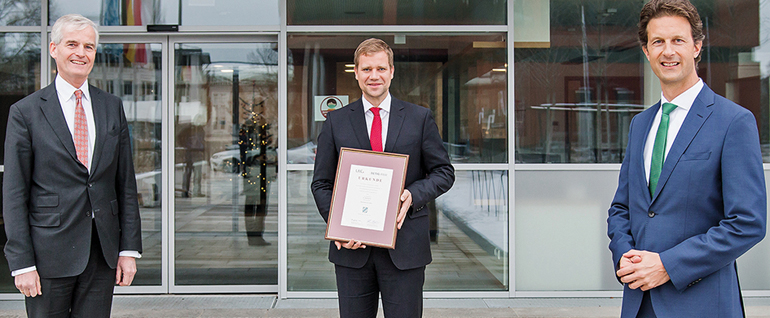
[0,296,769,317]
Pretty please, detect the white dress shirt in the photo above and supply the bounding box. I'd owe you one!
[643,79,704,183]
[12,77,140,277]
[363,93,392,147]
[56,75,96,171]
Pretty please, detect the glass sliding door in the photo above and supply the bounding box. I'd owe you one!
[286,34,509,292]
[172,39,279,287]
[86,39,164,287]
[0,32,41,293]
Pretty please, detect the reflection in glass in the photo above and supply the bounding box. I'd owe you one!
[174,42,278,285]
[515,1,646,163]
[89,42,163,285]
[0,0,40,26]
[49,0,278,26]
[288,170,508,291]
[287,0,506,25]
[0,33,40,292]
[515,0,770,163]
[287,34,508,164]
[287,171,335,291]
[49,0,175,26]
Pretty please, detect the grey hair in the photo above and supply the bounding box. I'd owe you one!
[51,14,99,46]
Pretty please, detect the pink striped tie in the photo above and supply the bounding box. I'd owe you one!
[74,90,89,168]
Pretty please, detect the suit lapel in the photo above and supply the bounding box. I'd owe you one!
[89,85,107,174]
[636,103,658,204]
[384,98,405,152]
[348,100,371,150]
[651,86,714,202]
[39,84,82,167]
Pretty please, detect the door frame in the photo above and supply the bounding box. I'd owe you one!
[99,33,282,294]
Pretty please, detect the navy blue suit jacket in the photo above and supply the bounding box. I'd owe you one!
[311,97,454,270]
[608,84,766,317]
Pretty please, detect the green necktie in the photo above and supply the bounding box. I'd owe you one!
[649,102,678,196]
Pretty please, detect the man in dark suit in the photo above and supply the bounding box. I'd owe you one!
[607,0,766,317]
[3,14,142,317]
[311,38,454,318]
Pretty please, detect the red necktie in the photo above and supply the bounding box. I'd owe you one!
[370,107,383,152]
[74,90,89,168]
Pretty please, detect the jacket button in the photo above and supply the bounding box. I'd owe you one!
[86,211,92,217]
[648,211,655,218]
[88,183,93,188]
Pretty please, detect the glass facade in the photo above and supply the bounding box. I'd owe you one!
[287,34,508,164]
[91,42,164,286]
[48,0,280,26]
[0,0,768,298]
[288,170,509,291]
[0,32,40,293]
[286,0,507,25]
[173,42,278,285]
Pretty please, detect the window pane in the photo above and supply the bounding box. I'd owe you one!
[0,0,40,26]
[287,34,508,164]
[288,170,509,291]
[287,0,506,25]
[514,1,646,163]
[89,42,164,285]
[515,170,619,291]
[515,0,770,163]
[0,33,40,166]
[737,171,770,289]
[174,42,278,285]
[49,0,278,26]
[0,32,40,293]
[287,171,335,291]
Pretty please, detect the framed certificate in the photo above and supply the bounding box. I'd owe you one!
[325,147,409,249]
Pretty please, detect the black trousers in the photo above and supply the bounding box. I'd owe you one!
[25,222,116,318]
[335,247,425,318]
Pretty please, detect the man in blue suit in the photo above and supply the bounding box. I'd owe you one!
[607,0,766,317]
[312,38,454,318]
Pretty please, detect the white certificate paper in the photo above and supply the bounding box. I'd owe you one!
[340,164,394,231]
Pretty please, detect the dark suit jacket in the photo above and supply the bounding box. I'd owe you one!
[607,84,766,317]
[3,82,143,278]
[311,97,454,270]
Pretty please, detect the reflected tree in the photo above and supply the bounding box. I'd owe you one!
[0,0,39,26]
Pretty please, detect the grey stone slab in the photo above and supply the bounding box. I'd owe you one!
[0,301,24,310]
[274,298,339,309]
[113,295,275,310]
[424,298,489,308]
[746,297,770,306]
[485,297,623,308]
[513,307,621,317]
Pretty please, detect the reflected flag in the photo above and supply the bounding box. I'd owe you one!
[101,0,121,26]
[124,0,148,65]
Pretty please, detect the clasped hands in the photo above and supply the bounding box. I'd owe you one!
[616,249,670,291]
[335,189,412,250]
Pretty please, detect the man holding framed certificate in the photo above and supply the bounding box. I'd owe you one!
[312,38,455,318]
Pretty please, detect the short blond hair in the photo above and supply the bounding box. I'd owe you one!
[354,38,393,68]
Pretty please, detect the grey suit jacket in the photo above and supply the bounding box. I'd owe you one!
[3,82,142,278]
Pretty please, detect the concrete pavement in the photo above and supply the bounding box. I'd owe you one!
[0,295,769,317]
